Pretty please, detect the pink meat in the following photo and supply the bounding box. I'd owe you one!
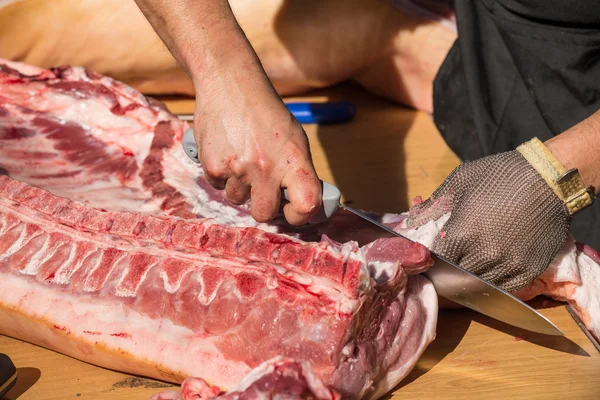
[0,174,438,398]
[394,205,600,342]
[150,357,341,400]
[0,58,260,228]
[0,58,438,399]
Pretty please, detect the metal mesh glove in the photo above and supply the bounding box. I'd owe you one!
[406,147,573,292]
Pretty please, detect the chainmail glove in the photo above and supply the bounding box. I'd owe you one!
[406,138,593,292]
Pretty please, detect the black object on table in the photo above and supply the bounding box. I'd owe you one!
[0,354,17,398]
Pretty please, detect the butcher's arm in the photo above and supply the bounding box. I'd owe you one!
[133,0,322,225]
[133,0,251,79]
[545,109,600,195]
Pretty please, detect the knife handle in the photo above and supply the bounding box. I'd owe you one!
[182,128,341,224]
[0,353,17,397]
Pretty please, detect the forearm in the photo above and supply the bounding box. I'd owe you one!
[545,109,600,195]
[133,0,267,88]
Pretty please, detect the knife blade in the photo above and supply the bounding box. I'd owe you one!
[566,304,600,352]
[181,128,563,336]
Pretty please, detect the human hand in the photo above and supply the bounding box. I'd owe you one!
[405,139,585,292]
[191,64,322,225]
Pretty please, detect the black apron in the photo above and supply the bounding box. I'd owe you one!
[433,0,600,248]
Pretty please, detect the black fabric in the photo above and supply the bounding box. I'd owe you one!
[496,0,600,26]
[432,0,600,248]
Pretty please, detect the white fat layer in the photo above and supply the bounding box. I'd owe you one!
[546,240,600,339]
[1,103,162,214]
[55,99,155,167]
[397,212,450,248]
[0,272,251,389]
[7,89,156,169]
[574,252,600,338]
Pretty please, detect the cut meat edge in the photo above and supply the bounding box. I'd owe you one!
[148,274,438,400]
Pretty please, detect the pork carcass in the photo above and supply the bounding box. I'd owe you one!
[0,58,438,399]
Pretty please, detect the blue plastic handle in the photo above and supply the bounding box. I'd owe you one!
[285,100,355,124]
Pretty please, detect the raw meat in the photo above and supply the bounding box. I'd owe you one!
[393,212,600,342]
[0,58,438,399]
[0,173,438,399]
[0,58,263,227]
[150,357,341,400]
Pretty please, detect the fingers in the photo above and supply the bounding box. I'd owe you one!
[281,166,322,226]
[225,177,251,205]
[204,174,227,191]
[249,181,282,223]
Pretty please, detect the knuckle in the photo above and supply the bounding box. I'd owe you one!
[294,200,319,216]
[202,161,220,176]
[256,157,274,177]
[203,162,226,180]
[229,161,245,179]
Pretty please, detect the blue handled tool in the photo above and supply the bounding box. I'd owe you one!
[176,100,355,125]
[285,101,355,124]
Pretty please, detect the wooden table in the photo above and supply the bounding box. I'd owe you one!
[2,84,599,400]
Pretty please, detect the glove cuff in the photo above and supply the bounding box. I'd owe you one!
[517,137,595,215]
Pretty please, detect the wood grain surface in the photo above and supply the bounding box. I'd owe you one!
[1,84,599,400]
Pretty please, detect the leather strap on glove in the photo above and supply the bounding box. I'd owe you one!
[406,138,595,292]
[518,138,594,215]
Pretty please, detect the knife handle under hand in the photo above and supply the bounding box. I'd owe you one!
[182,128,341,224]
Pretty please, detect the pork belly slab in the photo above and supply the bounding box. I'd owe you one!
[0,173,437,399]
[0,58,438,399]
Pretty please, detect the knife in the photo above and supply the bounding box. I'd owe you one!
[182,129,563,336]
[566,304,600,352]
